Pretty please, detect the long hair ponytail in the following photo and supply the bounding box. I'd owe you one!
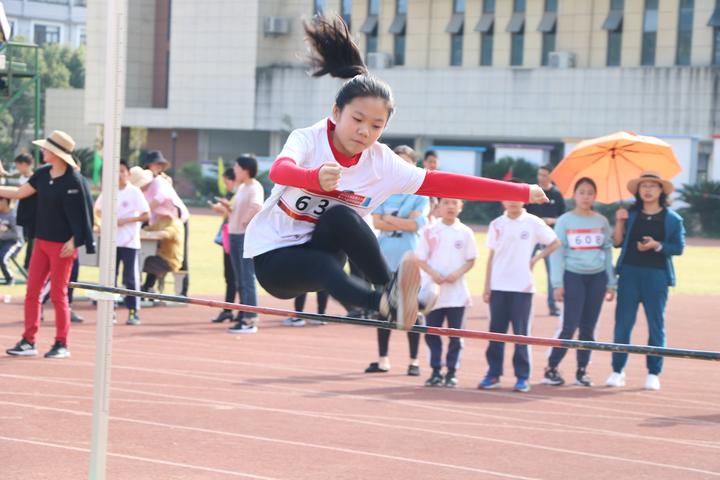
[304,15,395,117]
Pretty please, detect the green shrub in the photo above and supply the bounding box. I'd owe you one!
[678,181,720,235]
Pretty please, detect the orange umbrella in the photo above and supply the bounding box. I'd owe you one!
[551,131,682,204]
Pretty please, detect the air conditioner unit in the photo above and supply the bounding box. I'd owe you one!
[366,52,393,69]
[263,16,290,36]
[548,51,576,69]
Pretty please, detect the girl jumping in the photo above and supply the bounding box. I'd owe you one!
[243,16,548,331]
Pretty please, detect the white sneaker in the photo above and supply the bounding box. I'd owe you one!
[645,374,661,391]
[605,372,626,387]
[281,317,306,327]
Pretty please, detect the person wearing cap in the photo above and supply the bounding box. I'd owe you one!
[128,166,184,293]
[142,150,191,296]
[606,171,685,391]
[0,131,95,359]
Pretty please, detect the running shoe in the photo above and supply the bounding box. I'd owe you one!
[281,317,306,327]
[6,338,37,356]
[605,371,626,387]
[382,252,421,331]
[227,321,258,334]
[513,378,531,393]
[424,369,444,387]
[541,366,565,386]
[478,375,501,390]
[44,341,71,359]
[575,368,593,387]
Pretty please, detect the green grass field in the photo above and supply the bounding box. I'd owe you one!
[1,213,718,300]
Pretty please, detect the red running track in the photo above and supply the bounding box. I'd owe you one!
[0,293,719,479]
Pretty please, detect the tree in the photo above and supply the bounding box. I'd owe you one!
[0,40,85,167]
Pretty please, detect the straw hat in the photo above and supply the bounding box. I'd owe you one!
[129,166,154,189]
[32,130,77,169]
[627,171,675,196]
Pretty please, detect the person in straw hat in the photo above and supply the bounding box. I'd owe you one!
[0,130,95,359]
[606,171,685,391]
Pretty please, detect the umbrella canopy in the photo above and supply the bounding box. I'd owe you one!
[551,131,682,204]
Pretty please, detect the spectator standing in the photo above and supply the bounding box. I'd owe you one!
[1,131,95,359]
[526,165,566,316]
[0,197,22,285]
[417,198,476,388]
[226,155,264,334]
[94,160,150,325]
[364,145,430,376]
[479,184,560,392]
[606,172,685,391]
[209,167,239,323]
[541,178,616,387]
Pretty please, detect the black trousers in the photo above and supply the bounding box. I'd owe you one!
[295,291,329,314]
[116,247,139,310]
[377,325,420,359]
[254,205,390,311]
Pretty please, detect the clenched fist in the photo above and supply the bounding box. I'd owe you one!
[528,184,549,204]
[318,163,342,192]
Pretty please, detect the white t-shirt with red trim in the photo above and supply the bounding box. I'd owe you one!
[244,119,426,258]
[486,210,557,293]
[416,219,477,310]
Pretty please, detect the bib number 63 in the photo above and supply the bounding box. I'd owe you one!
[295,195,330,216]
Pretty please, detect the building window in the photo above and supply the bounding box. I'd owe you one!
[641,0,658,65]
[341,0,352,30]
[447,0,465,66]
[34,0,69,4]
[360,0,380,56]
[507,0,526,66]
[34,24,61,45]
[603,0,624,66]
[710,1,720,64]
[390,0,407,66]
[77,27,86,46]
[475,0,495,66]
[676,0,694,65]
[74,0,87,6]
[539,0,558,66]
[313,0,324,15]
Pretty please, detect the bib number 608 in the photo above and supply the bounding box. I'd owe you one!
[296,196,330,215]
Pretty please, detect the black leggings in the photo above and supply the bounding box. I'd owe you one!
[254,205,390,311]
[377,328,420,359]
[295,291,329,314]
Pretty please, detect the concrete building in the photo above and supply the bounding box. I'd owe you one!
[4,0,86,47]
[83,0,720,190]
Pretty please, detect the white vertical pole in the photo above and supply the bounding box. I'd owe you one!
[89,0,126,478]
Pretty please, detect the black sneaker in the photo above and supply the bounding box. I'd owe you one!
[541,366,565,386]
[444,370,458,388]
[381,253,421,331]
[126,309,141,326]
[407,364,420,376]
[70,311,84,323]
[424,369,444,387]
[227,321,257,334]
[44,341,71,359]
[575,368,593,387]
[6,338,37,356]
[212,311,234,323]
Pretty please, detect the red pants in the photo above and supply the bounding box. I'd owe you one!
[23,239,77,345]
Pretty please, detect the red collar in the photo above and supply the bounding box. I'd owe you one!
[326,119,361,167]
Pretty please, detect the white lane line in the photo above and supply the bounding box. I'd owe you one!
[0,402,541,480]
[0,435,280,479]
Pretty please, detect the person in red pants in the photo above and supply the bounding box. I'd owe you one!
[0,131,95,359]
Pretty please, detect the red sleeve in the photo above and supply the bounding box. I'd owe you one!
[268,157,322,191]
[416,170,530,203]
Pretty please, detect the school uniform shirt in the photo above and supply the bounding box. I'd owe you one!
[244,118,426,258]
[486,210,557,293]
[416,219,477,310]
[374,194,429,272]
[227,179,265,235]
[95,183,150,249]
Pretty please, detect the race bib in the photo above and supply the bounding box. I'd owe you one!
[567,228,604,250]
[278,189,370,223]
